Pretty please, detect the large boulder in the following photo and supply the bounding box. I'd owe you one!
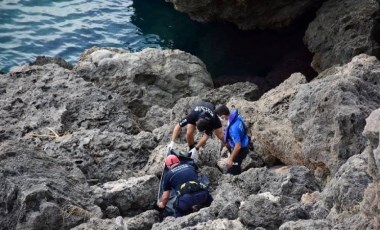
[289,54,380,176]
[0,64,139,145]
[304,0,380,72]
[310,153,372,228]
[165,0,324,30]
[74,47,213,117]
[92,175,159,216]
[43,130,157,182]
[0,143,100,230]
[361,108,380,228]
[227,73,308,167]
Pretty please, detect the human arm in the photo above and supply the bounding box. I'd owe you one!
[171,123,181,142]
[226,142,241,168]
[158,190,170,208]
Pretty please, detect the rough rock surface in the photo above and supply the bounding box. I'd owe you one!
[71,217,124,230]
[74,47,213,117]
[92,175,159,216]
[0,143,100,230]
[361,108,380,229]
[279,219,331,230]
[304,0,380,72]
[289,54,380,176]
[123,210,160,230]
[165,0,324,30]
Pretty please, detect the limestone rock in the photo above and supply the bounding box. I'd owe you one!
[124,210,160,230]
[361,108,380,228]
[305,0,380,72]
[92,175,159,216]
[166,0,324,30]
[71,217,124,230]
[289,54,380,176]
[279,219,331,230]
[0,143,98,230]
[74,47,213,117]
[228,73,308,167]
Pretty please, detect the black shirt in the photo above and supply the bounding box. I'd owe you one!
[178,101,222,136]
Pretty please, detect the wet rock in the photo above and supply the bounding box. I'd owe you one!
[166,0,324,30]
[92,175,159,216]
[305,0,380,72]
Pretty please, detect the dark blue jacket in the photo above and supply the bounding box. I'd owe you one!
[163,164,198,192]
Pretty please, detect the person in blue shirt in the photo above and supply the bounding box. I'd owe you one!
[215,105,250,175]
[158,155,213,217]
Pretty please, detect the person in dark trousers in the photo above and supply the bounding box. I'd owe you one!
[167,101,223,158]
[158,155,213,217]
[215,105,250,175]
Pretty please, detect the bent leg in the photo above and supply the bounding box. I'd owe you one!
[186,124,196,148]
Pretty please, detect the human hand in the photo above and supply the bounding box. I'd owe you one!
[158,201,165,209]
[226,158,233,169]
[167,141,174,152]
[189,148,199,161]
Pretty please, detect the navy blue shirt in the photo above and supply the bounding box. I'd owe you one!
[163,164,198,192]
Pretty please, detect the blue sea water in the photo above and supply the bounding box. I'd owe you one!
[0,0,315,85]
[0,0,164,73]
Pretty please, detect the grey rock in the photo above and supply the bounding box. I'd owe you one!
[166,0,324,30]
[305,0,380,72]
[227,73,308,168]
[311,153,371,223]
[105,206,120,219]
[74,47,213,117]
[0,143,97,230]
[124,210,160,230]
[361,108,380,229]
[289,54,380,177]
[239,194,307,229]
[30,56,73,70]
[71,217,124,230]
[0,64,139,144]
[279,219,331,230]
[43,129,157,182]
[92,175,159,216]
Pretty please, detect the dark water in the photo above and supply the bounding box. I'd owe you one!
[0,0,316,88]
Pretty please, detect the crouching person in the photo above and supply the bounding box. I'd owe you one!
[158,155,213,217]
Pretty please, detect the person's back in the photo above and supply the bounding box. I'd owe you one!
[161,160,213,217]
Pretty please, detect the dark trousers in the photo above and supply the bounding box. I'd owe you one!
[227,147,248,175]
[174,190,213,217]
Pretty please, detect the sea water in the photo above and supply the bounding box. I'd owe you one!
[0,0,314,84]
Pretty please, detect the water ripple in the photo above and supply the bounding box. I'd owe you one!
[0,0,158,72]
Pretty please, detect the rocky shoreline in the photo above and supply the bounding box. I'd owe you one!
[1,0,380,229]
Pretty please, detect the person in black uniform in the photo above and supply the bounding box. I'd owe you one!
[158,155,213,217]
[167,101,223,157]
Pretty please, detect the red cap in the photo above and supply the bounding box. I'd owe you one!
[165,155,180,168]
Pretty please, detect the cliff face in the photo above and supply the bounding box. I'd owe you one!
[1,48,380,229]
[2,0,380,228]
[165,0,324,30]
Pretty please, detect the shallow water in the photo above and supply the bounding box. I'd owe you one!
[0,0,316,86]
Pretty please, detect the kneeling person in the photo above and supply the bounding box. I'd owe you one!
[158,155,213,217]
